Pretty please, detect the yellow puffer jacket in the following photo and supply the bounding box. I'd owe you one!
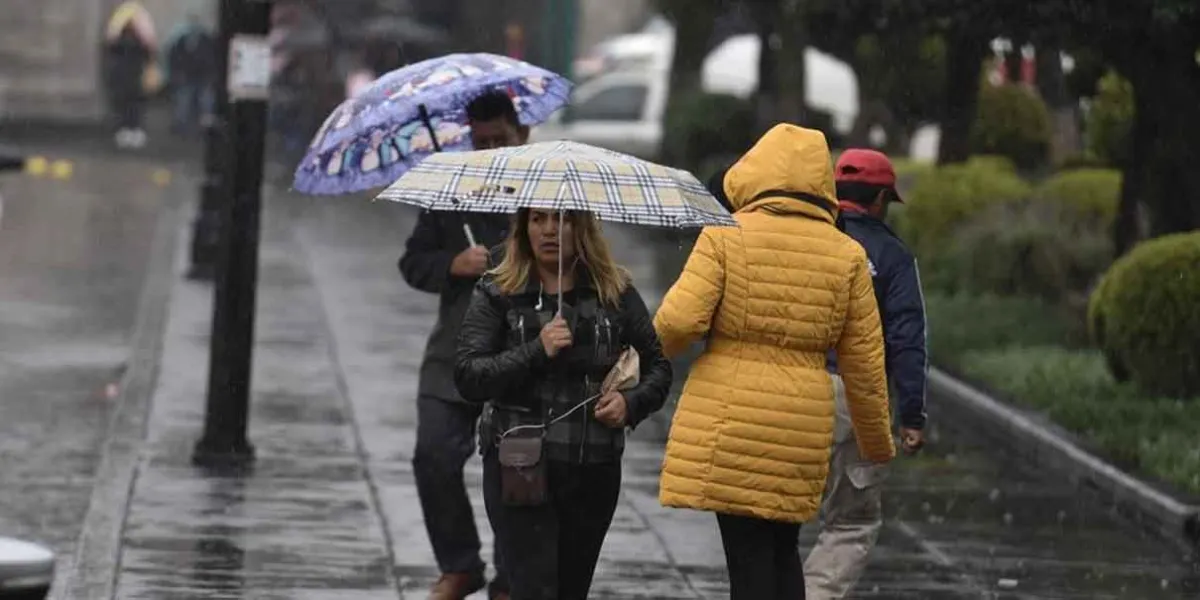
[655,124,895,524]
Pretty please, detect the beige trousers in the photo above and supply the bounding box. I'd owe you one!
[803,375,887,600]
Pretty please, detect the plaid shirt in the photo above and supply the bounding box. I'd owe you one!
[456,272,672,464]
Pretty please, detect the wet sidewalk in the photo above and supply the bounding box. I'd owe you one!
[58,192,726,599]
[53,186,1198,599]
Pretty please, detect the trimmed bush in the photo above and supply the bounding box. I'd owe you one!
[663,92,755,173]
[947,199,1112,302]
[970,84,1052,171]
[1086,71,1134,167]
[1087,268,1130,381]
[1097,232,1200,397]
[1034,168,1122,230]
[898,159,1032,268]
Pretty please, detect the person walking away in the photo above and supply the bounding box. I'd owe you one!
[803,148,928,599]
[456,208,672,600]
[165,14,217,136]
[104,1,157,149]
[399,90,529,600]
[654,124,896,600]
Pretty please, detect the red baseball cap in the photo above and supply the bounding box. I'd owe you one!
[835,149,902,202]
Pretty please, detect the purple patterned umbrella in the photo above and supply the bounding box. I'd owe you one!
[293,52,572,195]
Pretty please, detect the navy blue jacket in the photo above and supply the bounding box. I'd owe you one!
[827,211,928,430]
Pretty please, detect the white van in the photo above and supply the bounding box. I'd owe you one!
[533,28,859,161]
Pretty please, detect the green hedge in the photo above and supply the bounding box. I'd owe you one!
[946,200,1111,302]
[898,157,1031,258]
[970,84,1052,171]
[1033,168,1122,230]
[1094,232,1200,397]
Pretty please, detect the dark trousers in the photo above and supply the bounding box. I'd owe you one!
[717,513,805,600]
[113,91,146,130]
[482,451,621,600]
[413,396,507,591]
[171,81,214,134]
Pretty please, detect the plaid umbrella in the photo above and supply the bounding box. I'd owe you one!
[373,140,737,229]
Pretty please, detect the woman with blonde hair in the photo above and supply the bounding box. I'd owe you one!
[654,124,896,599]
[455,207,672,600]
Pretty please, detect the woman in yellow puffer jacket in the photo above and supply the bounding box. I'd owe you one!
[654,124,895,600]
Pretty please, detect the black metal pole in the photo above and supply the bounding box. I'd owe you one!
[194,0,273,468]
[186,0,237,281]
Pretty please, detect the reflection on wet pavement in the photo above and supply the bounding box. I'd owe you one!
[0,156,184,579]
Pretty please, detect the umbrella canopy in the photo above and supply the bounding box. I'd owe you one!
[293,52,572,195]
[374,140,736,229]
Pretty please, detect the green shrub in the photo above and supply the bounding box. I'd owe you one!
[925,292,1081,361]
[957,346,1200,493]
[892,158,935,188]
[1086,71,1134,167]
[946,199,1112,302]
[1033,168,1121,231]
[1087,268,1130,382]
[970,84,1052,171]
[1097,232,1200,397]
[663,92,755,173]
[899,159,1032,268]
[964,154,1018,174]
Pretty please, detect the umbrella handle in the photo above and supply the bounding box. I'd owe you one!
[418,104,443,153]
[557,210,564,316]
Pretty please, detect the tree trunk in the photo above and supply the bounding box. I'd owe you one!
[1112,83,1150,257]
[774,0,807,127]
[1130,56,1200,239]
[753,1,781,133]
[937,32,988,165]
[666,2,717,97]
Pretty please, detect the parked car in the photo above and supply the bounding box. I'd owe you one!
[532,27,859,161]
[531,67,668,160]
[0,537,54,600]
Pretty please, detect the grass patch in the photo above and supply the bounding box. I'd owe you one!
[951,341,1200,495]
[924,293,1084,359]
[925,292,1200,495]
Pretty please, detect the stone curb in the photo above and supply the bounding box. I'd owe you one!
[928,368,1200,553]
[48,180,187,599]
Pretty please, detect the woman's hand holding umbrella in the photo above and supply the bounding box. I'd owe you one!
[539,315,572,358]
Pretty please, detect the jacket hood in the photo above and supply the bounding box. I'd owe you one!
[723,124,838,224]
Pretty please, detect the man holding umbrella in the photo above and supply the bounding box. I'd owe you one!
[399,89,527,600]
[292,51,574,599]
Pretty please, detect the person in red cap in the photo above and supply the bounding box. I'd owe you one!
[804,149,929,600]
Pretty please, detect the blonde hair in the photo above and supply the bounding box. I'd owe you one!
[492,209,631,307]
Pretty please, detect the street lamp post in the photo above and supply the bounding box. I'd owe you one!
[193,0,274,468]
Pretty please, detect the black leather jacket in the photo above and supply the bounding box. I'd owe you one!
[455,272,672,463]
[399,210,510,403]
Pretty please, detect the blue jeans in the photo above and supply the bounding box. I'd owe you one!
[172,82,213,133]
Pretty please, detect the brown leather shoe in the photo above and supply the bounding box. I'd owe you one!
[428,571,486,600]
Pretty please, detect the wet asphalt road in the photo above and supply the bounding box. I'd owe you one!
[0,152,185,566]
[0,147,1197,598]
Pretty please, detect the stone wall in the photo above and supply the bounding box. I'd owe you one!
[0,0,112,121]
